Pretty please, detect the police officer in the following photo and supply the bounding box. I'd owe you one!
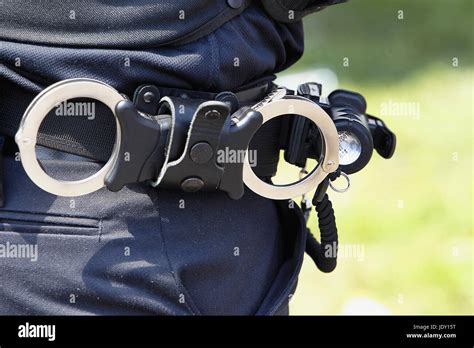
[0,0,346,315]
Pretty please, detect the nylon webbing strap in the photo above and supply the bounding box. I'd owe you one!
[0,81,281,177]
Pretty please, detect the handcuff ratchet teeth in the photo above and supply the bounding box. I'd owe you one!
[15,79,340,200]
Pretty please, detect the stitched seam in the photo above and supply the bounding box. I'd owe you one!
[214,32,221,90]
[205,35,214,90]
[147,189,201,315]
[98,218,103,243]
[209,32,220,90]
[157,213,200,315]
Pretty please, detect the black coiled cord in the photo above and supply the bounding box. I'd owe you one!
[305,193,338,273]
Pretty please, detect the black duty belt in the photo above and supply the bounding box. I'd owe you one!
[0,78,281,179]
[12,78,395,199]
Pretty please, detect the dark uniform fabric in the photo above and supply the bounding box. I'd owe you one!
[0,0,320,315]
[0,150,307,315]
[0,1,304,161]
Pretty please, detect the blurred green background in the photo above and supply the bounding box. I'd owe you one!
[277,0,473,315]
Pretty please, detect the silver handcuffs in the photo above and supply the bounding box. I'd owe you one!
[15,78,340,199]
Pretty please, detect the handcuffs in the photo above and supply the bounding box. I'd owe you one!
[15,78,342,200]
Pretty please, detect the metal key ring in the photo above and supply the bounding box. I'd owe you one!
[242,96,339,200]
[329,171,351,193]
[15,78,125,197]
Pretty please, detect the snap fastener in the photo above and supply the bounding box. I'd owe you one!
[190,142,214,164]
[181,177,204,192]
[227,0,243,10]
[215,91,239,113]
[205,109,221,120]
[143,91,155,103]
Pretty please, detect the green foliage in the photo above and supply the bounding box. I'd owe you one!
[295,0,473,84]
[282,0,473,314]
[290,67,472,315]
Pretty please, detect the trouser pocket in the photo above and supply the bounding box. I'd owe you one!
[0,210,100,236]
[0,156,187,315]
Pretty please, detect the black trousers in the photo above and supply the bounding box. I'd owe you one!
[0,148,307,315]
